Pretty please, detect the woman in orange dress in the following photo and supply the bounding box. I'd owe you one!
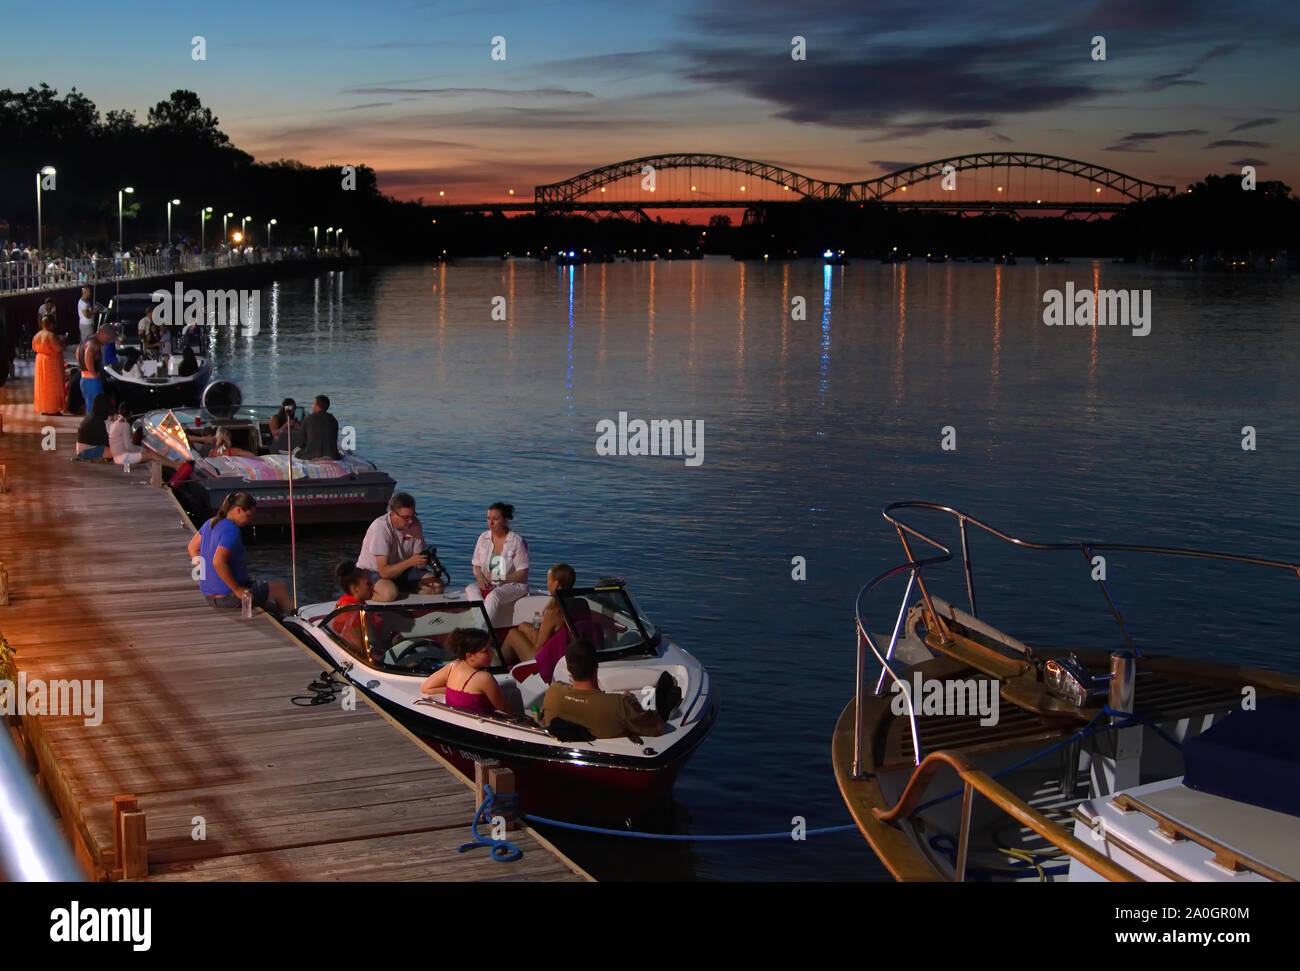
[32,315,66,415]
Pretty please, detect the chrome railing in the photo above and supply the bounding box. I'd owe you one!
[0,722,82,880]
[851,500,1300,777]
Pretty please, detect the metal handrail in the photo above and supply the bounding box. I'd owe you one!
[872,750,1138,882]
[851,500,1300,776]
[0,721,83,881]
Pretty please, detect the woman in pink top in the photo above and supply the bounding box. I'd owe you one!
[420,629,518,717]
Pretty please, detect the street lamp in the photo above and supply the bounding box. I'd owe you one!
[240,215,251,240]
[312,225,318,249]
[118,186,134,250]
[266,218,277,249]
[35,165,56,255]
[166,198,181,243]
[325,227,333,251]
[335,227,343,250]
[223,211,233,243]
[200,206,213,250]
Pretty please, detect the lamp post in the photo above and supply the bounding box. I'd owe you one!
[240,215,251,242]
[200,206,213,251]
[312,225,318,249]
[325,227,333,252]
[118,186,134,250]
[267,218,277,249]
[35,165,56,255]
[166,198,181,243]
[223,212,233,245]
[335,227,343,251]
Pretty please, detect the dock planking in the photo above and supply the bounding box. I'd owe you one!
[0,375,589,882]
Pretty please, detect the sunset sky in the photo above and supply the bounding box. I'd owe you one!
[6,0,1297,204]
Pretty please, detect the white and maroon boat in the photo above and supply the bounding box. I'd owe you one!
[281,579,716,821]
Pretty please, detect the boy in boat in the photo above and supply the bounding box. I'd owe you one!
[542,639,666,739]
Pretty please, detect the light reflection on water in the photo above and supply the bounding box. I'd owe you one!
[211,258,1300,881]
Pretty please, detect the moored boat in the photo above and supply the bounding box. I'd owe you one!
[282,579,716,821]
[140,384,395,526]
[833,501,1300,882]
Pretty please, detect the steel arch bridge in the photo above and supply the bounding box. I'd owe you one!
[533,152,1175,206]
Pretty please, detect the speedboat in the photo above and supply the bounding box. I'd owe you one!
[140,381,395,526]
[98,292,212,408]
[282,579,717,821]
[833,502,1300,882]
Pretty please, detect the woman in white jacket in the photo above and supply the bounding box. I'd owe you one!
[466,502,530,624]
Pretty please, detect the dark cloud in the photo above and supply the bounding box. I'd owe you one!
[1229,158,1267,166]
[870,160,920,173]
[1104,129,1206,151]
[1229,117,1277,131]
[344,86,595,98]
[1205,138,1270,148]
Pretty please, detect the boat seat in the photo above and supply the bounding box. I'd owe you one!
[511,660,539,683]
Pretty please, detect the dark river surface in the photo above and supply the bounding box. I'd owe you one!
[203,258,1300,880]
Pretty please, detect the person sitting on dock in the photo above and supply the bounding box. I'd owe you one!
[358,492,445,602]
[419,628,517,718]
[297,394,341,460]
[75,392,114,460]
[186,492,294,616]
[465,502,530,625]
[542,638,666,739]
[107,402,165,468]
[500,563,574,666]
[330,561,388,662]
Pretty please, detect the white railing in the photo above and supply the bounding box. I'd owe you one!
[0,249,355,295]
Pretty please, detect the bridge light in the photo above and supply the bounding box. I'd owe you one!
[997,186,1003,192]
[1036,199,1041,204]
[690,185,696,191]
[439,190,445,197]
[600,187,606,192]
[1095,187,1101,193]
[783,185,790,191]
[740,185,746,191]
[508,188,515,195]
[901,186,906,192]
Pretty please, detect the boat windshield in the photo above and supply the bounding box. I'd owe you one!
[319,600,504,675]
[557,583,659,658]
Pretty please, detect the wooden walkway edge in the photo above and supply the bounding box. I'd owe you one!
[0,373,589,882]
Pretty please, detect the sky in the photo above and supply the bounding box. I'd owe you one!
[5,0,1298,205]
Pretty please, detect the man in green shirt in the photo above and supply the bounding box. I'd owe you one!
[543,638,666,739]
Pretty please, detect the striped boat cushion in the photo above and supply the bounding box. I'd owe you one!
[197,454,359,480]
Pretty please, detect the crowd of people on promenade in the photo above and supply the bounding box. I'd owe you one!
[184,492,665,740]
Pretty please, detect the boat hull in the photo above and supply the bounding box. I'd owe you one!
[176,472,395,526]
[104,359,212,410]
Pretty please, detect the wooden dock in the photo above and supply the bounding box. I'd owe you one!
[0,371,588,882]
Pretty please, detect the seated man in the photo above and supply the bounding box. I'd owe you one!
[542,638,667,739]
[357,492,445,602]
[298,394,341,460]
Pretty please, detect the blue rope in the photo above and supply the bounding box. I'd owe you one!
[522,814,858,841]
[457,785,522,862]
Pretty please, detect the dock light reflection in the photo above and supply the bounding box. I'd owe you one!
[564,267,575,479]
[819,264,832,405]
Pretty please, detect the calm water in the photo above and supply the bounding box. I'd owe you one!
[206,258,1300,880]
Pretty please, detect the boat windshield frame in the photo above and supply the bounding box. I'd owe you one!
[556,582,660,659]
[162,405,305,426]
[315,599,507,676]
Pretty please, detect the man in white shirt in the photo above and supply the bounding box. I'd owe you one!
[357,492,445,602]
[77,287,96,341]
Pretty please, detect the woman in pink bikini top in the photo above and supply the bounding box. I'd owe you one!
[420,628,513,717]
